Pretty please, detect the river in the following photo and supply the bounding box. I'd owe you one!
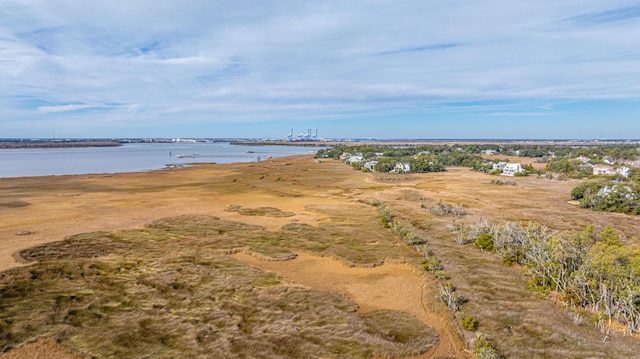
[0,142,321,178]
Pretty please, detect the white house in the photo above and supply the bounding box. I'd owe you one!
[502,163,524,176]
[593,164,615,176]
[347,154,364,164]
[393,162,411,174]
[492,162,508,171]
[364,161,378,172]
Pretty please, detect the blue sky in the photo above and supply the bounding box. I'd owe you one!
[1,1,639,139]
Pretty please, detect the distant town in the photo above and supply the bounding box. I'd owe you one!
[2,131,640,149]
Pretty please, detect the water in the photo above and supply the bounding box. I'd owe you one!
[0,142,321,178]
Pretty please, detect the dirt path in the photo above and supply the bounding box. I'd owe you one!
[233,252,469,358]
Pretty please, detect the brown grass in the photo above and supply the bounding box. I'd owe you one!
[1,155,639,358]
[372,169,640,358]
[1,215,437,358]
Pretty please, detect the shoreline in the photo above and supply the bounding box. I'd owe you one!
[0,140,121,149]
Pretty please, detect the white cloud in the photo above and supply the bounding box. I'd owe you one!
[37,104,99,113]
[1,0,639,138]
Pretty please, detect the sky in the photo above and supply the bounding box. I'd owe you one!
[1,1,639,140]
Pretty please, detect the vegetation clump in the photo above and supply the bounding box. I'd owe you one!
[474,332,502,359]
[225,205,296,217]
[0,200,30,208]
[473,233,496,252]
[0,215,436,358]
[489,179,516,186]
[571,179,640,215]
[452,219,640,335]
[456,312,478,331]
[439,283,465,312]
[428,200,467,217]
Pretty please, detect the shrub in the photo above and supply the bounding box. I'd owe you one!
[474,333,501,359]
[527,275,551,294]
[438,283,466,312]
[473,234,495,252]
[423,256,442,273]
[433,270,450,280]
[461,315,478,331]
[500,250,523,266]
[439,283,459,311]
[429,200,466,217]
[456,312,478,331]
[404,232,426,245]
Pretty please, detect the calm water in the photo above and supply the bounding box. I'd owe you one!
[0,143,321,178]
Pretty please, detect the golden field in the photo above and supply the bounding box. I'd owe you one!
[1,154,639,358]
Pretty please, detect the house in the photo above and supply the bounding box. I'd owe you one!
[492,162,508,171]
[593,164,615,176]
[602,156,615,165]
[502,163,524,176]
[347,154,364,164]
[364,161,378,172]
[393,162,411,174]
[483,149,497,156]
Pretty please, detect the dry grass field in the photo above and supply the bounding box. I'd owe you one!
[1,154,639,358]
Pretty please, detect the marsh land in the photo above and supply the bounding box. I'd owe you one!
[1,154,639,358]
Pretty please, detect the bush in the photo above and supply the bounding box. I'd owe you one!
[424,256,442,272]
[474,333,501,359]
[527,275,551,294]
[433,270,450,280]
[500,250,523,266]
[473,234,495,252]
[404,232,426,245]
[456,312,478,331]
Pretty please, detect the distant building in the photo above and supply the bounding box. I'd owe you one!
[393,162,411,174]
[364,161,378,172]
[593,164,615,176]
[347,154,364,164]
[492,162,508,171]
[502,163,524,176]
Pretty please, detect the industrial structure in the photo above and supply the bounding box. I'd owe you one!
[287,128,318,142]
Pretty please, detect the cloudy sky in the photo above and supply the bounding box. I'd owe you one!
[1,1,639,139]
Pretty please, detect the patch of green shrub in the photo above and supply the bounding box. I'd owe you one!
[423,256,442,272]
[474,332,501,359]
[473,234,495,252]
[456,312,478,331]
